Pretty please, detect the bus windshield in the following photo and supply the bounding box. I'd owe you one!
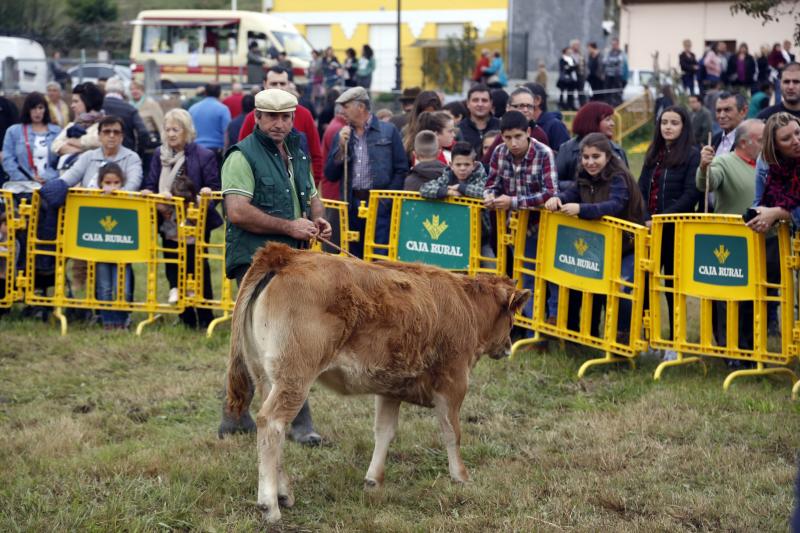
[271,31,312,61]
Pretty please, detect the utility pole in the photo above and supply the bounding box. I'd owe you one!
[394,0,403,92]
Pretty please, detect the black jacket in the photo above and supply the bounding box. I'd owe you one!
[725,54,757,86]
[711,130,736,153]
[102,96,151,154]
[638,146,702,218]
[458,116,500,155]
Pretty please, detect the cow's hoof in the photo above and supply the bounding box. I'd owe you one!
[278,493,295,508]
[257,503,281,524]
[218,412,256,439]
[364,478,382,491]
[289,428,322,447]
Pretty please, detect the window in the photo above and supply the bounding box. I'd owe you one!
[271,31,313,61]
[140,23,239,55]
[305,25,331,51]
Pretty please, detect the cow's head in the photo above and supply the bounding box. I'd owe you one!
[482,277,531,359]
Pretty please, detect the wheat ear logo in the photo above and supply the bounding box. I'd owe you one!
[99,215,118,232]
[423,215,448,240]
[574,237,589,256]
[713,244,730,264]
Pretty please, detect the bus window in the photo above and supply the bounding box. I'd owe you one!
[271,31,313,61]
[140,23,239,54]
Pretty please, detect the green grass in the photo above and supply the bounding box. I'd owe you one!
[1,317,798,531]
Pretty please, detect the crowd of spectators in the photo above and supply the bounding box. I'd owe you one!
[1,44,798,356]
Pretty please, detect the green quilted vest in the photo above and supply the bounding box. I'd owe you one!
[224,127,314,278]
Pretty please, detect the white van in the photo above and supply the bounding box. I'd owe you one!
[0,37,48,94]
[129,9,314,89]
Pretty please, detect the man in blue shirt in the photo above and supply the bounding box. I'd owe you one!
[189,83,231,167]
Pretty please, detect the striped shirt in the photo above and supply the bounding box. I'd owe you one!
[350,115,373,190]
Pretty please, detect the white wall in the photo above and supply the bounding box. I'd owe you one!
[620,2,797,71]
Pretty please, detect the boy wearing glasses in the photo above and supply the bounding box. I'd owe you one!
[60,116,143,190]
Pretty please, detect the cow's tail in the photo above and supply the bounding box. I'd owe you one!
[226,243,297,417]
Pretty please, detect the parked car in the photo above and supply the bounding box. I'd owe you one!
[0,36,48,93]
[68,63,132,91]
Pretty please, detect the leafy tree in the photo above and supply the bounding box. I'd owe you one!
[67,0,117,24]
[0,0,69,48]
[731,0,800,44]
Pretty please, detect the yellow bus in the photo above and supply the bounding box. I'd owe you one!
[129,9,313,89]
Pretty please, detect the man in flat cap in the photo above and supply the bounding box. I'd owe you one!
[324,86,408,258]
[218,88,331,445]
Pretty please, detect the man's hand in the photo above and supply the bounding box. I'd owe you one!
[287,218,319,241]
[483,191,495,208]
[491,194,513,210]
[199,187,212,196]
[314,217,332,239]
[447,184,462,197]
[560,203,580,216]
[544,197,562,211]
[338,126,351,151]
[699,145,715,172]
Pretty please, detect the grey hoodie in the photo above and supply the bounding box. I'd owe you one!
[403,159,448,192]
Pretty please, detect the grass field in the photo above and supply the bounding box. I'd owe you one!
[1,315,799,532]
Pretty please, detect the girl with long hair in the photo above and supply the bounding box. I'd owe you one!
[402,90,442,159]
[545,132,645,341]
[638,105,702,359]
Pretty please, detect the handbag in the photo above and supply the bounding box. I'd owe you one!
[487,74,500,85]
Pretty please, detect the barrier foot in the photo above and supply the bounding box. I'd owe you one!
[722,362,798,391]
[792,378,800,400]
[135,313,162,336]
[509,334,544,360]
[653,354,706,381]
[577,351,635,379]
[206,312,231,338]
[52,307,68,336]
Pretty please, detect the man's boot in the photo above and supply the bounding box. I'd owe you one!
[289,400,321,446]
[217,378,256,438]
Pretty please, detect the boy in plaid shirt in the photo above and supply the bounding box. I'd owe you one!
[484,110,558,322]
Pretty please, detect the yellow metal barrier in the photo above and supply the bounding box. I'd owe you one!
[20,188,188,335]
[649,214,797,390]
[311,199,360,255]
[0,191,23,307]
[357,190,508,276]
[510,209,649,377]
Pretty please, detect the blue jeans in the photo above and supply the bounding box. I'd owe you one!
[521,226,558,321]
[96,262,133,327]
[617,252,635,334]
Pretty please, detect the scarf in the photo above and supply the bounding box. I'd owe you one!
[762,159,800,212]
[648,149,666,215]
[159,147,186,195]
[74,110,104,129]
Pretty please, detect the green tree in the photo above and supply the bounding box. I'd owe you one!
[0,0,69,49]
[731,0,800,44]
[67,0,117,24]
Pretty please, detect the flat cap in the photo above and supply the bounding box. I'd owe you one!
[335,86,370,105]
[255,88,297,113]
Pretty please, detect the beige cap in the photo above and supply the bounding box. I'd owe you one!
[335,86,370,105]
[255,88,297,113]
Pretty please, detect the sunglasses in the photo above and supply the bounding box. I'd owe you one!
[101,129,123,136]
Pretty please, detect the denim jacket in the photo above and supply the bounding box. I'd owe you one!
[2,123,61,182]
[324,114,408,199]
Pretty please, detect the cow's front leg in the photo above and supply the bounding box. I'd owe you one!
[433,391,469,483]
[364,395,401,489]
[255,383,308,523]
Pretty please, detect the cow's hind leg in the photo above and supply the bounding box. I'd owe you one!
[364,395,401,489]
[255,382,309,523]
[433,390,469,483]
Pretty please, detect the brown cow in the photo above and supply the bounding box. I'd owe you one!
[224,242,529,523]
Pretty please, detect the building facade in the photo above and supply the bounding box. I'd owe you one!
[268,0,508,92]
[620,0,797,71]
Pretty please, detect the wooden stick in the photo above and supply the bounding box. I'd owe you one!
[343,129,349,203]
[704,131,712,213]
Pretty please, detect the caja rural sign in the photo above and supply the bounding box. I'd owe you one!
[62,193,154,262]
[680,223,756,300]
[397,199,471,270]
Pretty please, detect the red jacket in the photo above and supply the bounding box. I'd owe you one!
[472,56,490,82]
[222,93,244,118]
[238,104,323,183]
[320,115,347,200]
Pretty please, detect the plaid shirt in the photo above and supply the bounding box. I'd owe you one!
[484,137,558,210]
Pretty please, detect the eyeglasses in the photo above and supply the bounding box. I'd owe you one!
[101,129,123,136]
[509,103,535,110]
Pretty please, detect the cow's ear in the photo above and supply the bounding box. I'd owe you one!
[508,288,531,312]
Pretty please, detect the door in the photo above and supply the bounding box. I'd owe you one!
[368,24,398,92]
